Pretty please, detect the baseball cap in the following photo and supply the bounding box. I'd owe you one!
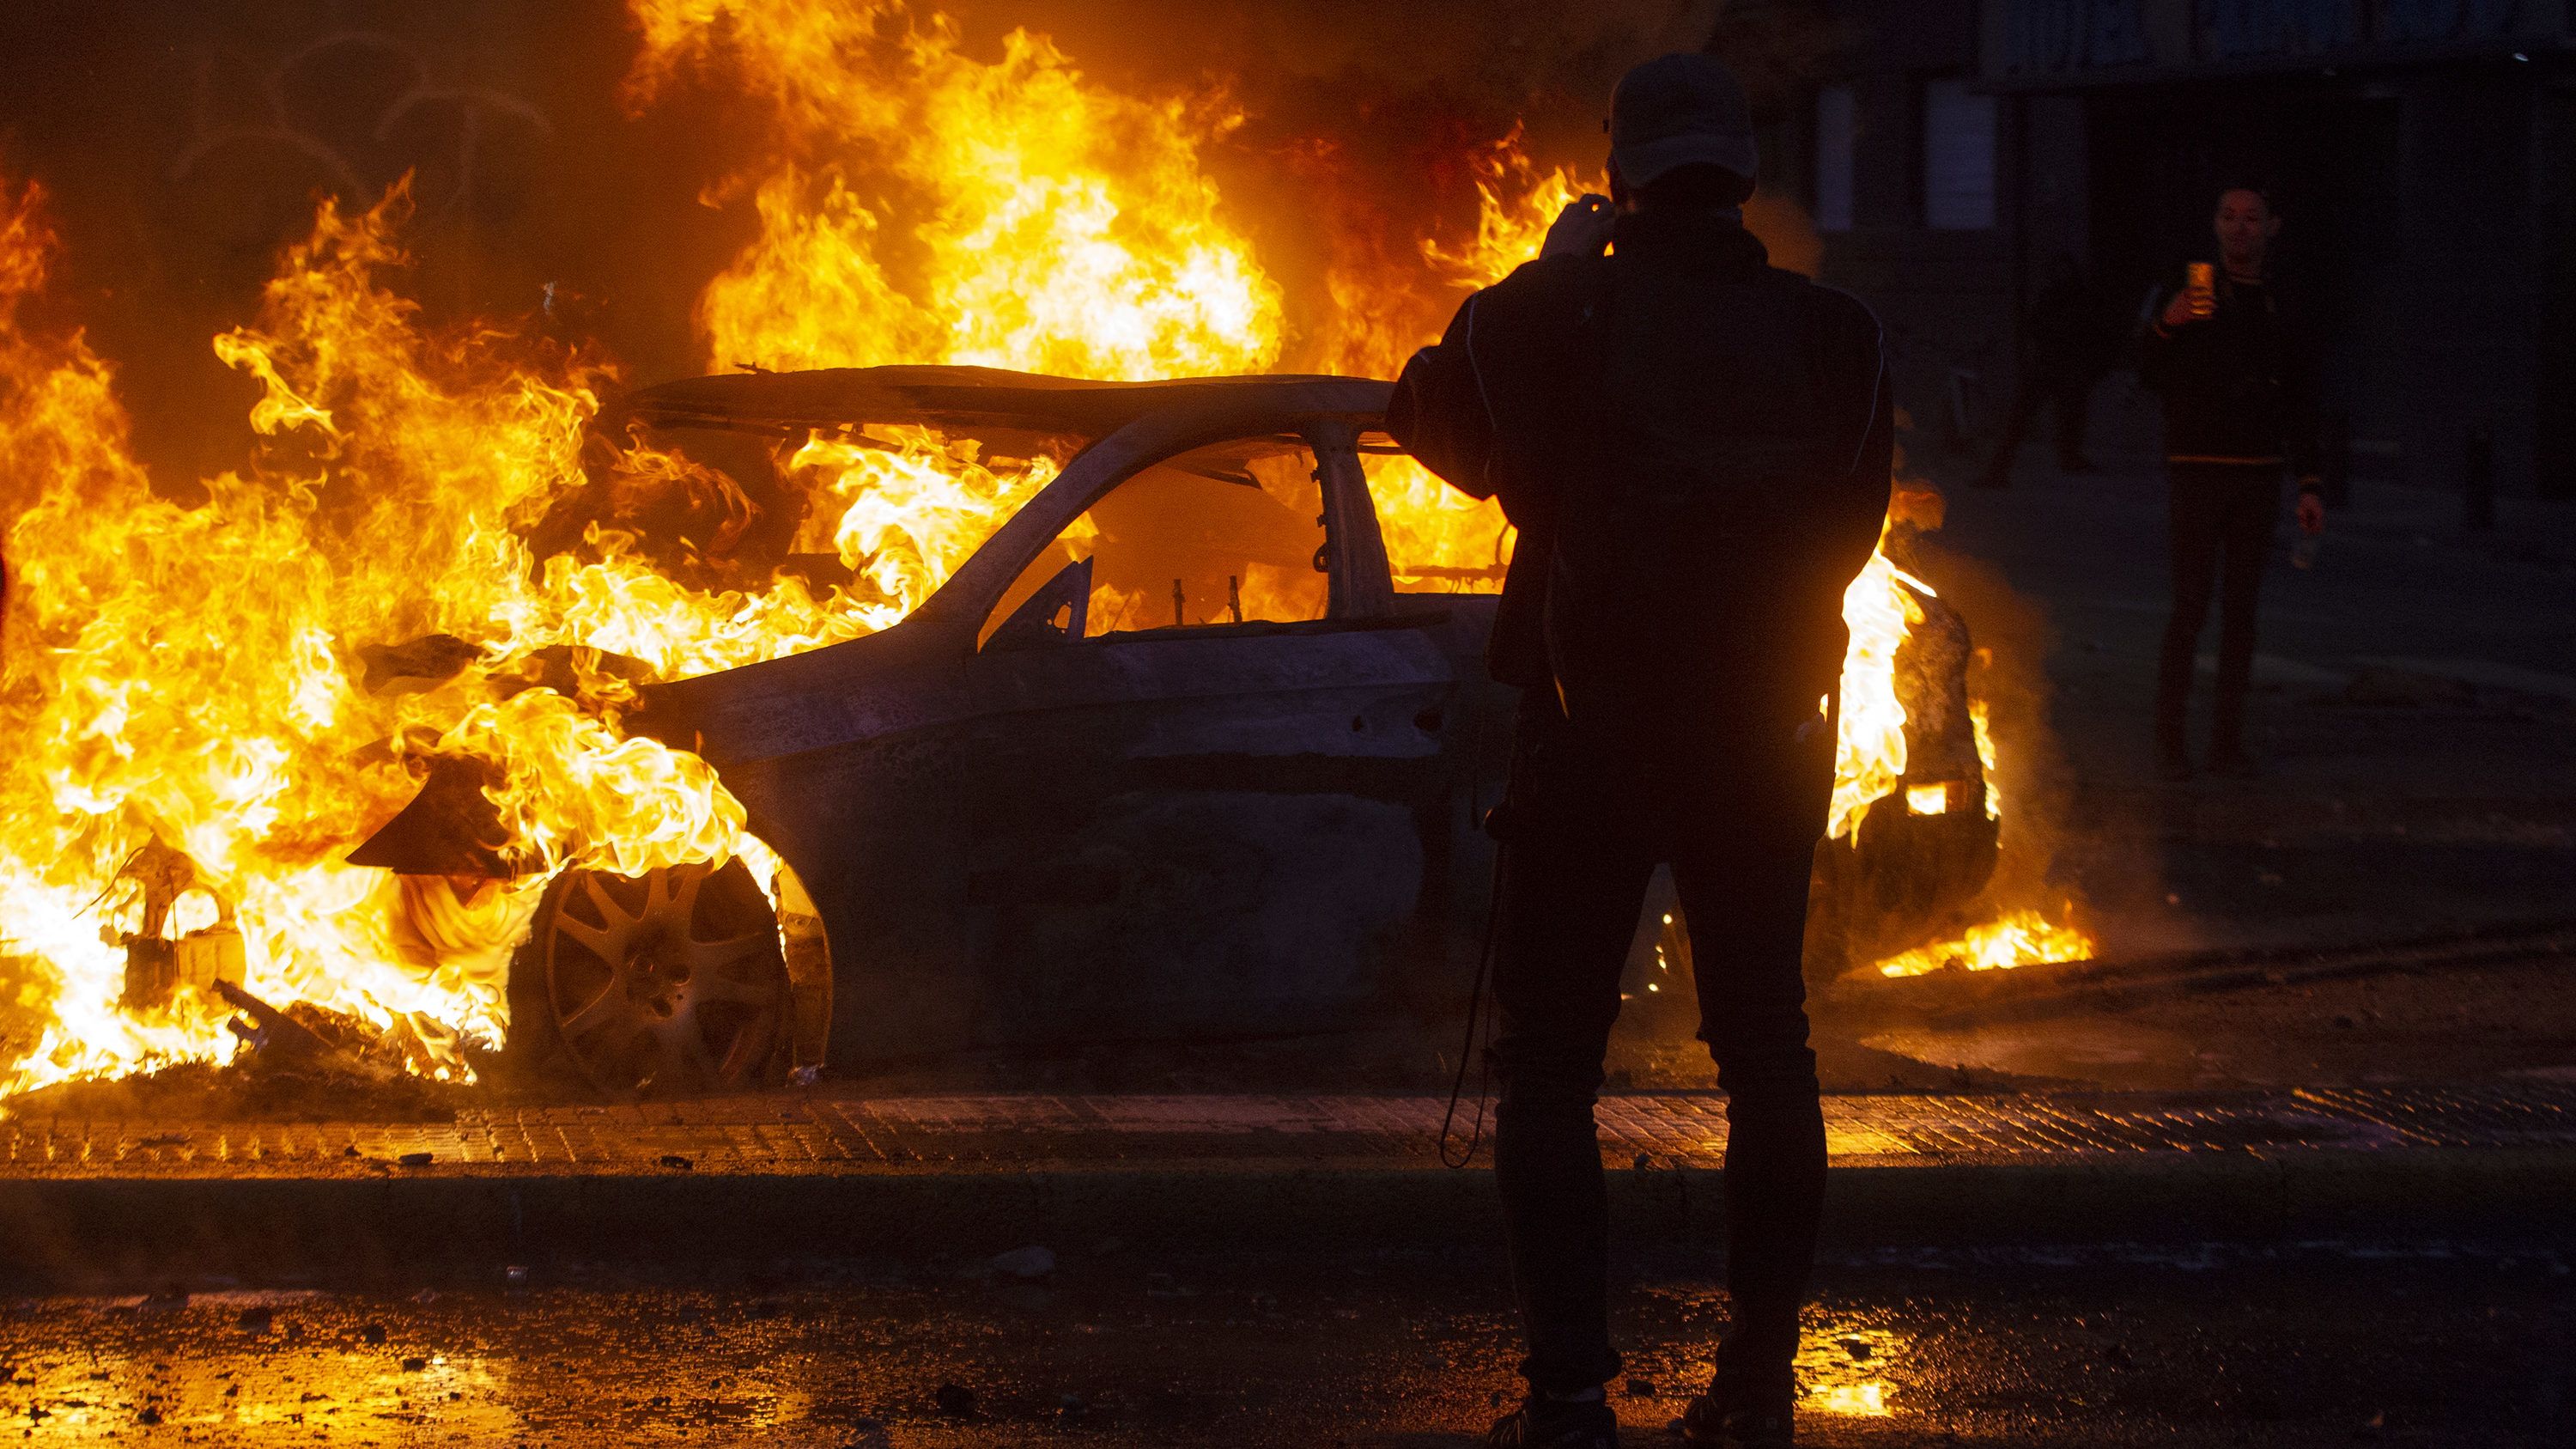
[1610,53,1759,187]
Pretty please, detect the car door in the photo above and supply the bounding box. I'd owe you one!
[938,421,1473,1050]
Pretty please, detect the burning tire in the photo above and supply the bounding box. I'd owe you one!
[1810,520,2004,973]
[508,859,793,1099]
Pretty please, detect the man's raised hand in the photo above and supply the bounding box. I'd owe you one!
[1540,194,1617,260]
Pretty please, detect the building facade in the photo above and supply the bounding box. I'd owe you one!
[1769,0,2574,497]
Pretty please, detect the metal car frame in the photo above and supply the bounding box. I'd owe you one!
[607,367,1516,1080]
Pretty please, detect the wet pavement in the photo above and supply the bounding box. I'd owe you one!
[0,1241,2565,1446]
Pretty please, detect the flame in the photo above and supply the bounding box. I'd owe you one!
[1969,700,2004,820]
[1828,544,1932,843]
[628,0,1281,381]
[0,183,494,1091]
[0,3,1294,1098]
[0,174,852,1096]
[1325,133,1595,593]
[1418,135,1594,295]
[1839,581,2096,976]
[1874,908,2094,979]
[0,179,1072,1096]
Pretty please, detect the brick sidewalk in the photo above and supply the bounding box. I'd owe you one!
[4,1081,2571,1179]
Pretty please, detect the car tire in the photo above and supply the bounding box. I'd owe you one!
[504,858,794,1099]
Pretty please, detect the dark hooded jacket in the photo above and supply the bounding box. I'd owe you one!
[1387,209,1893,758]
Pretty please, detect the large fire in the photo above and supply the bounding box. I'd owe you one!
[0,1,2079,1098]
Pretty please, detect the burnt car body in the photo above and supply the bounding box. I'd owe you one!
[356,366,1994,1095]
[620,368,1516,1077]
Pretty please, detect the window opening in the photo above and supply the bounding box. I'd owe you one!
[981,436,1329,645]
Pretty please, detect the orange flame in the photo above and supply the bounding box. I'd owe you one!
[0,3,1296,1097]
[1327,133,1594,592]
[0,181,554,1092]
[1874,909,2093,978]
[1828,542,1933,843]
[629,0,1281,381]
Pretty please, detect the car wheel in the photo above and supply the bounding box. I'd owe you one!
[518,858,791,1099]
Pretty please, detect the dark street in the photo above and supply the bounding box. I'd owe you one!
[4,1245,2567,1446]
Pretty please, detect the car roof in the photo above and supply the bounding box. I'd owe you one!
[614,364,1392,441]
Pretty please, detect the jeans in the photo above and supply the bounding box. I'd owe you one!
[2154,462,2282,756]
[1487,688,1831,1393]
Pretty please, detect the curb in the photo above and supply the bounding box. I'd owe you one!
[4,1148,2570,1288]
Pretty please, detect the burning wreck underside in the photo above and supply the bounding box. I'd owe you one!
[0,0,2087,1104]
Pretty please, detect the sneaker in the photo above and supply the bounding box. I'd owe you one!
[1679,1385,1795,1447]
[1484,1395,1619,1448]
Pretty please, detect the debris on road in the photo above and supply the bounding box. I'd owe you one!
[214,980,399,1085]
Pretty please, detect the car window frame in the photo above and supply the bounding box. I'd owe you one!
[939,412,1400,654]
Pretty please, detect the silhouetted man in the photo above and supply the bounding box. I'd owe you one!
[1978,253,2109,487]
[2142,186,2326,780]
[1388,54,1893,1449]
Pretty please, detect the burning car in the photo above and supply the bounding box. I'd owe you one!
[345,364,2005,1099]
[349,366,1513,1095]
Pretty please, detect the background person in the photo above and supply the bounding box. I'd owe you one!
[1977,252,2111,488]
[1389,53,1893,1449]
[2140,185,2326,780]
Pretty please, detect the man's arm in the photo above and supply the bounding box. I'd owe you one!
[1385,291,1499,501]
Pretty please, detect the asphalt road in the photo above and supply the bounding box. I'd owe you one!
[1920,448,2576,961]
[3,1242,2566,1446]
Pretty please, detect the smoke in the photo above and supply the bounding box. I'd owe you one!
[0,0,1837,474]
[1917,544,2075,895]
[936,0,1727,146]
